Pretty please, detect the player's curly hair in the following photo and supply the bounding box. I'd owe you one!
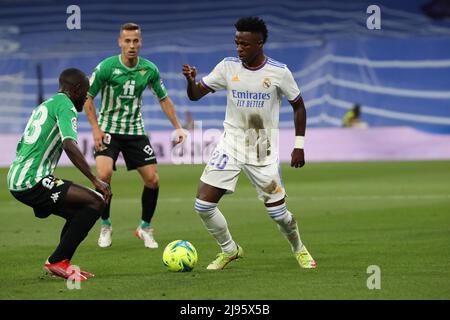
[235,16,268,43]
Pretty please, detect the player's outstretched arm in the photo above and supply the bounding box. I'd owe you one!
[159,96,186,144]
[290,96,307,168]
[84,96,106,151]
[182,64,211,101]
[62,139,111,203]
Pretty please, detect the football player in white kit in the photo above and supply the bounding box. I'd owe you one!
[182,16,316,270]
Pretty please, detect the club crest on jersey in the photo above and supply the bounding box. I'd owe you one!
[139,69,147,76]
[232,75,240,82]
[262,78,271,89]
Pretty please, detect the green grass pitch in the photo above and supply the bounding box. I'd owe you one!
[0,161,449,299]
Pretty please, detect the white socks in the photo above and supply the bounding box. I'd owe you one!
[195,199,303,254]
[267,203,303,253]
[195,199,237,254]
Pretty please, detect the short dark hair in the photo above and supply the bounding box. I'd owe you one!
[235,16,268,43]
[120,22,140,33]
[59,68,86,88]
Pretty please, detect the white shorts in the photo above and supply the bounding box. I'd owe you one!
[200,147,286,204]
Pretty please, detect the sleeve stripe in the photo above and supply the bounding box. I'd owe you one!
[200,79,215,93]
[289,93,302,103]
[61,136,77,142]
[158,93,168,101]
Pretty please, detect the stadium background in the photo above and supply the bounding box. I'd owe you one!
[0,0,449,301]
[1,0,450,165]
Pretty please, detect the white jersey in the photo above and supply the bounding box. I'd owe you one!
[201,57,301,165]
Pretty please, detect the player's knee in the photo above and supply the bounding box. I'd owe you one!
[194,198,217,218]
[97,171,112,183]
[144,173,159,189]
[88,192,105,216]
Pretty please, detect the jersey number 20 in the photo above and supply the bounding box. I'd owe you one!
[208,150,229,170]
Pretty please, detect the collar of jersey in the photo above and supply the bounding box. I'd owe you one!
[57,92,70,100]
[242,56,267,71]
[118,54,140,71]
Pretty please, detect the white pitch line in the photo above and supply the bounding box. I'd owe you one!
[3,194,449,207]
[89,194,450,203]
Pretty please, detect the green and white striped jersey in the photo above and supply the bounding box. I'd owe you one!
[88,55,168,135]
[7,93,78,191]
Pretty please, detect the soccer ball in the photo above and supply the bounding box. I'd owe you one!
[162,240,198,272]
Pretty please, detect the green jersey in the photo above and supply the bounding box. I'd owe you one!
[7,93,78,191]
[88,55,168,135]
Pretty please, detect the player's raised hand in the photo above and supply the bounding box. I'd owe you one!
[93,127,106,151]
[182,64,197,82]
[173,128,187,145]
[92,177,112,204]
[291,148,305,168]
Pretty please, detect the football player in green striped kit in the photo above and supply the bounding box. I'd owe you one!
[7,68,111,280]
[84,23,186,249]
